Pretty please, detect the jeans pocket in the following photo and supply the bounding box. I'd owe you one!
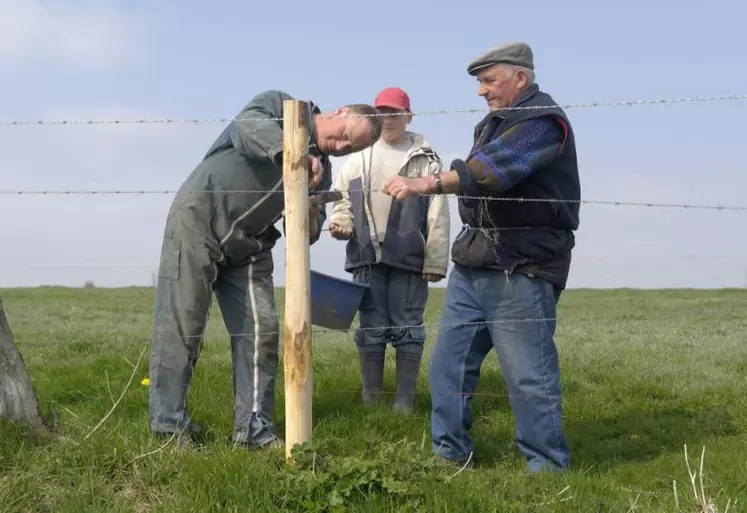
[406,271,428,306]
[158,236,182,281]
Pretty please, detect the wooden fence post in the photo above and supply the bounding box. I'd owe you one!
[282,99,312,460]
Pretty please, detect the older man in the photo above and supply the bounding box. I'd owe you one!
[149,90,381,450]
[384,42,580,472]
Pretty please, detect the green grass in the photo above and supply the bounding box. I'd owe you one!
[1,286,746,512]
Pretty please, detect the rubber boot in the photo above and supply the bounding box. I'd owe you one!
[358,345,386,405]
[393,343,423,414]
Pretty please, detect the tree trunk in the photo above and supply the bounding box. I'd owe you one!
[0,296,46,431]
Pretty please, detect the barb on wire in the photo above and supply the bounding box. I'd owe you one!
[1,186,745,211]
[2,93,746,126]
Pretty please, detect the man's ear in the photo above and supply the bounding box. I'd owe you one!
[516,70,528,89]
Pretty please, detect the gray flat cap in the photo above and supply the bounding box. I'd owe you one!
[467,41,534,75]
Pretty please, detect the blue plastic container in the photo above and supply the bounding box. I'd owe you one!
[310,270,369,330]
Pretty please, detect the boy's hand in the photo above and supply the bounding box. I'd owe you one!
[423,273,444,283]
[329,221,352,240]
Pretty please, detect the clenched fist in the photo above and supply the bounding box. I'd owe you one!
[329,221,352,240]
[383,175,431,200]
[423,273,444,283]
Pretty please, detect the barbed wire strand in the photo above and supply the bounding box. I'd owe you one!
[11,317,558,342]
[2,247,745,272]
[2,93,747,126]
[10,307,747,346]
[1,187,745,211]
[6,253,745,270]
[12,374,713,402]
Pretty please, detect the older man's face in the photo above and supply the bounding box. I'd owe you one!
[476,65,526,111]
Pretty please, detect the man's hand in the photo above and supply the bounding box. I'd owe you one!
[423,273,444,283]
[383,175,432,200]
[307,155,324,188]
[329,221,352,240]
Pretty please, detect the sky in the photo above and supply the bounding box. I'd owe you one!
[1,0,746,290]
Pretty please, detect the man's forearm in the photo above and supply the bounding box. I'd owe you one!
[418,119,565,199]
[465,117,565,193]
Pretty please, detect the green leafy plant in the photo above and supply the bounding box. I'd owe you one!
[273,440,449,512]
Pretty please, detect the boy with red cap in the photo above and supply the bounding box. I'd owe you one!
[329,87,450,414]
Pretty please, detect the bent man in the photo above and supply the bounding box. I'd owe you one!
[384,42,581,472]
[149,90,381,449]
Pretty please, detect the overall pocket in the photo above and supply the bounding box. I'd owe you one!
[158,236,182,280]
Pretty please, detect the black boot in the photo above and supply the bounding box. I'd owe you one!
[393,343,423,414]
[358,345,386,405]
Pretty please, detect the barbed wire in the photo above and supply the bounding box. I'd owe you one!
[2,93,747,126]
[12,317,560,342]
[2,186,745,211]
[8,303,746,344]
[6,253,744,270]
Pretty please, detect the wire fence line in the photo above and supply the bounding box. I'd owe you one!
[6,253,744,270]
[1,187,746,211]
[13,318,562,344]
[9,347,626,403]
[2,93,747,127]
[6,342,716,404]
[3,93,744,414]
[10,307,747,348]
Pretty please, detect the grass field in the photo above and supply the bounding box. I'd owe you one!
[1,286,746,512]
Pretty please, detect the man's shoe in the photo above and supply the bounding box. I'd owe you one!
[153,423,202,450]
[233,413,284,451]
[234,434,285,451]
[258,435,285,451]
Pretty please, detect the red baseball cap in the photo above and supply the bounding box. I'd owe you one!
[374,87,411,112]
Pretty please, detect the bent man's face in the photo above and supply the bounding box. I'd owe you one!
[318,116,376,157]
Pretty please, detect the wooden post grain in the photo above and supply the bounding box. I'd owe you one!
[282,99,312,459]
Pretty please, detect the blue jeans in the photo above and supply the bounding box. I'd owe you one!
[429,264,570,472]
[352,264,428,349]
